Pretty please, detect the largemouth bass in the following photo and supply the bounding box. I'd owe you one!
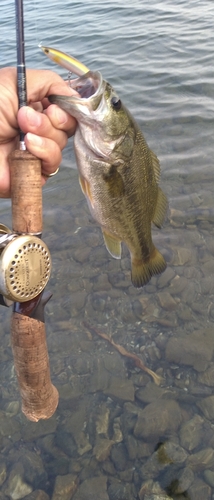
[45,48,168,287]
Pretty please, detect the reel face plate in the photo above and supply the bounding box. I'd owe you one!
[0,235,51,302]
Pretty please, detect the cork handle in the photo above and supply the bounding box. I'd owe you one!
[9,149,59,421]
[9,149,42,234]
[11,312,58,421]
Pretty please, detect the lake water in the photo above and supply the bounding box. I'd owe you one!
[1,1,214,499]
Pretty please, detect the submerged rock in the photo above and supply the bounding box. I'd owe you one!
[140,441,187,480]
[165,331,214,372]
[52,474,78,500]
[187,477,211,500]
[197,395,214,420]
[179,415,204,451]
[134,400,182,440]
[73,476,109,500]
[186,448,214,471]
[4,463,32,500]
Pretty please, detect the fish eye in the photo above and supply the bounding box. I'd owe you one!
[111,96,121,111]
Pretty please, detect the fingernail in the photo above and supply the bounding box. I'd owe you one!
[26,107,42,127]
[55,107,68,125]
[26,133,43,146]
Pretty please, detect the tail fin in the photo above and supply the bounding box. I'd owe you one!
[131,247,166,288]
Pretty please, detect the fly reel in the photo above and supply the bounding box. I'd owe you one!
[0,224,51,302]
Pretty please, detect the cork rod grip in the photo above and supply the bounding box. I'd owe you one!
[9,149,59,421]
[11,312,58,421]
[9,149,42,234]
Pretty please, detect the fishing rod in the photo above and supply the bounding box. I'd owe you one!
[0,0,58,421]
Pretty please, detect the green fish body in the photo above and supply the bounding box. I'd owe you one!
[49,71,168,287]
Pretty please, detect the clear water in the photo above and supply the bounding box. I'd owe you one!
[1,1,214,499]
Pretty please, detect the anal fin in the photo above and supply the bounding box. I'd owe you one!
[102,229,121,259]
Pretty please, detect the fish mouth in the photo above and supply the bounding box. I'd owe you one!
[49,71,104,113]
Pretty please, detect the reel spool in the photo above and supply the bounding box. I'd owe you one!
[0,224,51,302]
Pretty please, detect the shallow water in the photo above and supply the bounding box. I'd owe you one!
[1,1,214,499]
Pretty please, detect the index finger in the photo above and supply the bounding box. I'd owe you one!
[26,69,79,103]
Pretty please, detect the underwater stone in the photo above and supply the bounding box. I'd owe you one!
[186,447,214,471]
[23,491,50,500]
[187,477,211,500]
[165,332,213,372]
[134,400,182,440]
[73,476,109,500]
[52,474,78,500]
[4,463,32,500]
[197,395,214,420]
[179,414,204,451]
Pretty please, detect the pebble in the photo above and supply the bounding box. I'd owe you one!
[187,477,211,500]
[198,364,214,386]
[197,395,214,420]
[165,331,214,372]
[93,437,114,462]
[179,414,204,451]
[157,292,178,310]
[24,492,50,500]
[4,463,32,500]
[204,469,214,488]
[186,448,214,471]
[73,476,109,500]
[52,474,78,500]
[134,399,182,440]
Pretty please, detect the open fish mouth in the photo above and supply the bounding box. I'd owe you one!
[48,71,104,112]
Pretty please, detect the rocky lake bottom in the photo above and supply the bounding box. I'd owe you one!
[0,166,213,500]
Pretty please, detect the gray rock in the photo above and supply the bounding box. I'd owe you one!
[198,364,214,386]
[204,469,214,488]
[108,479,134,500]
[55,430,77,457]
[111,442,128,471]
[0,460,6,486]
[134,400,182,440]
[4,463,32,500]
[125,434,153,460]
[24,491,50,500]
[187,477,211,500]
[186,447,214,471]
[135,383,169,404]
[73,476,109,500]
[140,441,187,480]
[52,474,78,500]
[179,414,204,451]
[17,450,47,491]
[104,375,135,402]
[157,292,178,311]
[95,403,110,437]
[197,395,214,420]
[21,415,57,441]
[174,467,194,494]
[165,331,214,372]
[93,437,114,462]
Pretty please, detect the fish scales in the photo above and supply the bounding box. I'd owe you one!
[46,57,167,287]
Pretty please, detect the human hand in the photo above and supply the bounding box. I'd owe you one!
[0,67,78,197]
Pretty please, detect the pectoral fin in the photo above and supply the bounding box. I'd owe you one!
[102,165,125,198]
[79,176,94,209]
[102,229,121,259]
